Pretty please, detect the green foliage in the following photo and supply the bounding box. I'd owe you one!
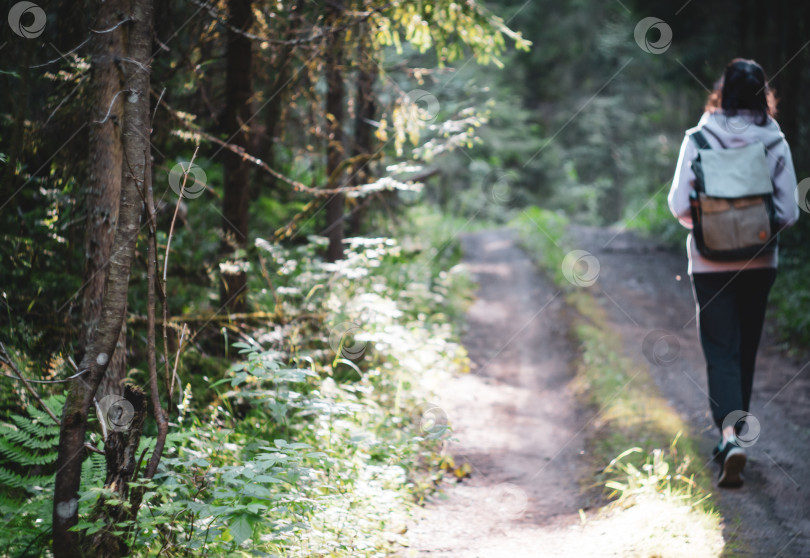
[510,205,569,284]
[0,174,83,361]
[0,396,61,483]
[0,395,63,555]
[75,206,474,557]
[768,255,810,352]
[603,438,709,509]
[623,188,685,249]
[0,396,127,555]
[373,1,531,68]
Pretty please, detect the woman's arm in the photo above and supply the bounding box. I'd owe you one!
[769,139,800,230]
[668,134,698,229]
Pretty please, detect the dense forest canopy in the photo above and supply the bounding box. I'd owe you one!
[0,0,807,555]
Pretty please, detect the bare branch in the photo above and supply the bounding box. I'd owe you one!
[168,323,188,405]
[30,38,91,68]
[90,17,133,34]
[151,87,166,129]
[142,142,169,481]
[156,94,387,196]
[45,74,89,127]
[120,57,149,73]
[84,442,105,455]
[93,397,109,442]
[0,342,60,427]
[93,90,128,124]
[163,146,199,282]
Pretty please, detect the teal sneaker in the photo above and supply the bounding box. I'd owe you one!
[716,435,746,488]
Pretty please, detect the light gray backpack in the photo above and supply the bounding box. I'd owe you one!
[689,130,782,260]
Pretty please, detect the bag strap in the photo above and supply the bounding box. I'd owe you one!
[692,129,784,153]
[690,130,711,150]
[765,136,785,152]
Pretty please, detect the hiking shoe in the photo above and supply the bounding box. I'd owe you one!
[712,439,724,464]
[717,436,746,488]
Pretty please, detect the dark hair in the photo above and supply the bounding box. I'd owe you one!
[705,58,777,125]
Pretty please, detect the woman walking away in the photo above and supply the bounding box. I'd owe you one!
[668,58,799,488]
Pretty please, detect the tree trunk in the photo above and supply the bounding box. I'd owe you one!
[83,385,147,557]
[324,0,346,262]
[348,29,377,237]
[81,0,128,401]
[256,0,306,198]
[220,0,254,312]
[52,0,153,554]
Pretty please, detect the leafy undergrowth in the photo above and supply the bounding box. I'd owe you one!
[769,257,810,355]
[511,206,727,557]
[0,207,475,557]
[621,187,685,250]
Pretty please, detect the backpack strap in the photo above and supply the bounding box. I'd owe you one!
[765,136,785,152]
[690,130,711,150]
[702,126,727,148]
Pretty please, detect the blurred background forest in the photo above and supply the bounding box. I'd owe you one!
[0,0,808,555]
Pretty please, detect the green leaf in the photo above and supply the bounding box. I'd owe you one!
[228,514,253,546]
[242,484,271,498]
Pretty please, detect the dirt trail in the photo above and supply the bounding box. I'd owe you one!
[406,227,810,557]
[405,229,589,557]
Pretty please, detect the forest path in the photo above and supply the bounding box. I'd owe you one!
[405,227,810,557]
[405,228,590,557]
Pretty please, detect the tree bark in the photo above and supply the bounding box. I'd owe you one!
[348,27,377,237]
[83,384,147,557]
[324,0,346,262]
[52,0,153,554]
[220,0,254,312]
[256,0,306,198]
[82,0,128,401]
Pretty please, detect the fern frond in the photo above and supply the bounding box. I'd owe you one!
[10,412,59,433]
[0,437,58,466]
[81,451,107,488]
[0,423,59,450]
[0,466,54,491]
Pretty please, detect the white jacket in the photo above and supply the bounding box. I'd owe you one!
[668,110,799,274]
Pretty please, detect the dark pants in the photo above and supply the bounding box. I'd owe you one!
[691,268,777,429]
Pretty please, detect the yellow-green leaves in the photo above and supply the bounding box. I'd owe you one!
[370,0,531,67]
